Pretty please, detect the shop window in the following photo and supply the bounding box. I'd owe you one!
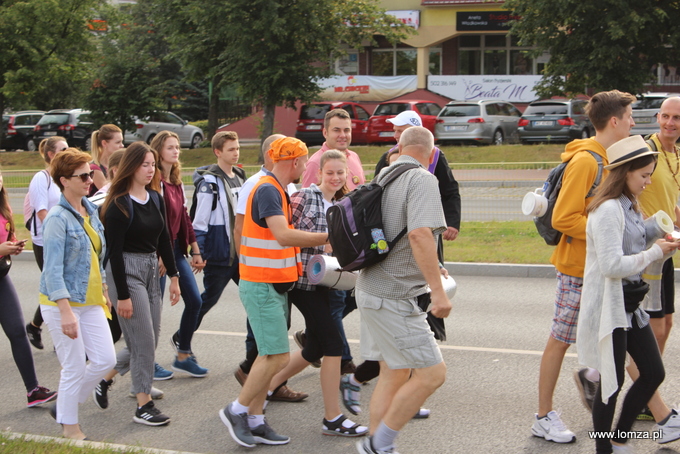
[484,50,506,75]
[510,50,533,75]
[336,52,359,75]
[460,34,538,75]
[371,46,418,76]
[396,49,417,75]
[429,49,442,75]
[459,50,481,75]
[372,51,394,76]
[485,35,506,48]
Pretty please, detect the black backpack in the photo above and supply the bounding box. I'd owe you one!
[534,150,603,246]
[326,164,419,271]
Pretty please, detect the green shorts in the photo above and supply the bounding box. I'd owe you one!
[239,280,290,356]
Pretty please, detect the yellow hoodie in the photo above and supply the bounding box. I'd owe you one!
[550,138,609,277]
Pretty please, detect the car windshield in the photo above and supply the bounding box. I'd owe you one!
[37,114,69,125]
[523,103,568,116]
[440,105,480,117]
[374,103,410,116]
[300,105,331,120]
[632,97,666,110]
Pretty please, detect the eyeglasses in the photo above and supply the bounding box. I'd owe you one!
[70,171,94,182]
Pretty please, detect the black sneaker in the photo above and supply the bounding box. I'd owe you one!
[134,400,170,426]
[27,386,57,407]
[637,406,655,421]
[170,331,180,353]
[26,323,44,350]
[93,379,113,409]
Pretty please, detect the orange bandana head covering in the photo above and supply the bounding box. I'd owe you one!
[269,137,308,162]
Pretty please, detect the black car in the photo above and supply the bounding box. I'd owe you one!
[517,99,593,143]
[1,111,44,151]
[33,109,94,150]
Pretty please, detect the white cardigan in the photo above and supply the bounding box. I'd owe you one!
[576,198,663,403]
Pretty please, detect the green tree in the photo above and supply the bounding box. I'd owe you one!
[506,0,680,96]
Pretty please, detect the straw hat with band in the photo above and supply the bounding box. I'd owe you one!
[604,135,659,170]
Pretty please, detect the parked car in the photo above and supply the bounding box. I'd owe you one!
[630,92,680,137]
[295,102,371,145]
[124,111,204,149]
[435,100,521,145]
[33,109,93,150]
[517,99,592,143]
[1,110,44,151]
[366,100,442,143]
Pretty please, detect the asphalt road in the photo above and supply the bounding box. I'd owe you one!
[2,257,680,454]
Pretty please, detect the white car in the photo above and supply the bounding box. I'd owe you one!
[630,92,680,137]
[125,111,204,148]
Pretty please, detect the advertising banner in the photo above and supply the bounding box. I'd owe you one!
[317,75,418,102]
[428,75,542,103]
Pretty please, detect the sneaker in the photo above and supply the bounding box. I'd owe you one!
[573,368,598,412]
[612,443,635,453]
[153,363,174,381]
[170,331,180,353]
[128,387,164,400]
[654,409,680,444]
[93,379,113,410]
[267,385,308,402]
[234,367,248,386]
[172,355,208,378]
[531,411,576,443]
[26,323,43,350]
[323,414,368,437]
[413,408,430,419]
[133,400,170,426]
[637,406,655,421]
[340,374,362,415]
[293,330,321,368]
[219,402,256,448]
[251,419,290,445]
[27,386,57,407]
[356,436,399,454]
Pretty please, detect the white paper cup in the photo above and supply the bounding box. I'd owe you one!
[522,189,548,217]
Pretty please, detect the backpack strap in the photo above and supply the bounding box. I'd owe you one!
[378,163,420,246]
[584,150,603,198]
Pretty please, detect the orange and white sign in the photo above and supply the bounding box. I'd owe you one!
[318,75,417,102]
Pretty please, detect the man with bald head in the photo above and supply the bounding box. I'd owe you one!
[355,126,450,454]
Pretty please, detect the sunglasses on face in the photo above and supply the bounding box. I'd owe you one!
[70,171,94,182]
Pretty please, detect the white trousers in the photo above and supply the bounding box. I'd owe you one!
[41,304,116,425]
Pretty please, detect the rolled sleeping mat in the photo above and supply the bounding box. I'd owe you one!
[306,255,358,291]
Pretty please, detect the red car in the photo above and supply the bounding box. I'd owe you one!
[367,100,442,143]
[295,101,371,145]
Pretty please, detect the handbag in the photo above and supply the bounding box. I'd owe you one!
[0,255,11,278]
[622,280,649,313]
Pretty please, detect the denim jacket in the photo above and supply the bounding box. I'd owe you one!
[39,194,106,304]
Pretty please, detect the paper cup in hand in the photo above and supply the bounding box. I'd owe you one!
[522,189,548,217]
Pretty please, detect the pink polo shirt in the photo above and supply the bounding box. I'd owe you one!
[301,142,365,190]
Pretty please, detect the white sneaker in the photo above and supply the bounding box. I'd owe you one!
[531,410,576,443]
[612,443,635,453]
[653,409,680,444]
[128,386,164,400]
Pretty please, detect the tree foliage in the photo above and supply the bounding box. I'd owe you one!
[506,0,680,97]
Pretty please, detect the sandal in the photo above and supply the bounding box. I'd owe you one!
[322,414,368,437]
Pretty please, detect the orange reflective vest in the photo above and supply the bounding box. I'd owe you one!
[239,175,302,283]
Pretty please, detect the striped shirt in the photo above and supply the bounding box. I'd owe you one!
[619,194,650,327]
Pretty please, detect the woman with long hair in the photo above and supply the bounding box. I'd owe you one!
[268,150,367,437]
[25,136,69,350]
[40,149,116,440]
[0,168,57,408]
[96,142,180,426]
[577,136,680,453]
[151,131,207,377]
[89,124,124,196]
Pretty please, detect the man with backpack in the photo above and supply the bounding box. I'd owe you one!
[354,126,450,454]
[531,90,637,444]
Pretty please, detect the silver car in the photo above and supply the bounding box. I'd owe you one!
[630,92,680,137]
[125,111,204,148]
[435,100,521,145]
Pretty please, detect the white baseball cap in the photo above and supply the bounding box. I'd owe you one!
[386,110,422,127]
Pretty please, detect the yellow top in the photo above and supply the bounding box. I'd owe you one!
[638,134,680,223]
[40,216,110,319]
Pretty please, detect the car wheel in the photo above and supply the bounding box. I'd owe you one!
[581,129,590,139]
[84,137,91,152]
[190,133,202,149]
[147,134,156,145]
[493,129,504,146]
[26,139,36,152]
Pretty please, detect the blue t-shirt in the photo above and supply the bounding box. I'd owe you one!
[250,183,285,228]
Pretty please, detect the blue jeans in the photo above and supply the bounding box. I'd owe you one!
[160,242,202,354]
[329,290,352,361]
[195,261,239,331]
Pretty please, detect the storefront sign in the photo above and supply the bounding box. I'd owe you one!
[428,75,542,103]
[317,75,418,102]
[386,10,420,29]
[457,11,520,31]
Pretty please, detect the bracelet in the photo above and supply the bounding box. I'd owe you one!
[190,251,201,256]
[102,283,109,291]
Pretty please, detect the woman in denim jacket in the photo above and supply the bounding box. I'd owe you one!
[40,149,116,440]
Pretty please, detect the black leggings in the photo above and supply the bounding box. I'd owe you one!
[592,318,665,453]
[30,245,44,327]
[289,287,343,362]
[0,274,39,392]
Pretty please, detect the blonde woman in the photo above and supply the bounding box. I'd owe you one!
[89,124,124,195]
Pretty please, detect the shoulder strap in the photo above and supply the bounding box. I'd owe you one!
[376,163,420,187]
[43,169,51,189]
[583,150,603,198]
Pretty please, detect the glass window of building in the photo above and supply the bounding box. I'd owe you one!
[459,34,537,75]
[429,49,442,75]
